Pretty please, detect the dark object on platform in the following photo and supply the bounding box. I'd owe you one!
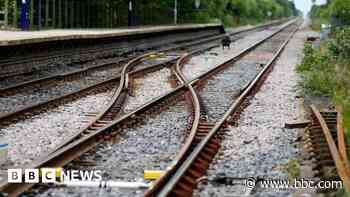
[306,36,319,42]
[285,120,311,129]
[221,35,231,49]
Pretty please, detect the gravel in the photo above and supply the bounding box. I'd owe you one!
[181,24,297,122]
[200,59,260,121]
[0,53,178,115]
[182,29,275,81]
[122,67,173,114]
[0,25,284,115]
[0,29,219,89]
[0,55,131,89]
[194,23,306,197]
[0,90,114,168]
[36,101,188,197]
[0,66,122,114]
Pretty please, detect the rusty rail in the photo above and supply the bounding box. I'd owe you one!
[147,21,299,197]
[50,52,155,153]
[0,19,280,93]
[311,105,350,192]
[336,106,350,171]
[0,19,297,196]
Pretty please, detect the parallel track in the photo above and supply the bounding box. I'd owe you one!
[0,19,297,196]
[0,19,284,92]
[145,20,299,197]
[0,20,284,125]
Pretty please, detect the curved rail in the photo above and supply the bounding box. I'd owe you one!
[0,18,286,69]
[310,105,350,192]
[145,54,202,196]
[0,33,217,124]
[0,57,177,124]
[0,19,297,196]
[0,18,288,94]
[50,52,155,152]
[0,30,223,122]
[149,21,299,197]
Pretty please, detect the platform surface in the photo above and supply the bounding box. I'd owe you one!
[0,24,222,46]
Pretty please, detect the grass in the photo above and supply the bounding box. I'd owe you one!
[285,159,300,180]
[296,43,336,96]
[297,37,350,194]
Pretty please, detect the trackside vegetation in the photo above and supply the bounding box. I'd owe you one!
[300,0,350,187]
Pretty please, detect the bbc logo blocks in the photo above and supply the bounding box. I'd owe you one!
[8,168,58,183]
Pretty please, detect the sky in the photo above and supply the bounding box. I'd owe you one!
[293,0,327,16]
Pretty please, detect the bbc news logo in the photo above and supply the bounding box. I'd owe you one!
[8,168,102,183]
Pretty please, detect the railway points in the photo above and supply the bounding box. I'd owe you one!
[0,3,348,196]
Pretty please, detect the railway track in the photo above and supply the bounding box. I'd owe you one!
[48,20,294,161]
[0,19,298,196]
[0,19,283,92]
[0,29,220,80]
[0,40,212,123]
[305,105,350,193]
[0,20,284,125]
[0,19,285,71]
[49,52,178,154]
[145,20,299,197]
[29,22,291,194]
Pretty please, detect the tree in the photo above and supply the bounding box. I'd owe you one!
[330,0,350,26]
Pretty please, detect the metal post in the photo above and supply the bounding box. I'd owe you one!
[38,0,41,29]
[13,0,17,28]
[110,0,113,28]
[128,0,133,26]
[45,0,49,27]
[70,0,73,28]
[82,1,85,27]
[20,0,29,30]
[86,0,90,28]
[30,0,34,29]
[174,0,177,25]
[52,0,56,27]
[64,0,68,28]
[80,0,83,27]
[105,2,108,28]
[4,0,8,27]
[76,0,79,27]
[58,0,62,28]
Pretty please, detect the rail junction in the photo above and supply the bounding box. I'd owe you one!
[0,18,348,197]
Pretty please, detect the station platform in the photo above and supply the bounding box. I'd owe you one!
[0,24,223,46]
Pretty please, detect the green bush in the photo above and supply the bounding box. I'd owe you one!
[298,27,350,166]
[329,28,350,58]
[330,0,350,26]
[297,44,335,96]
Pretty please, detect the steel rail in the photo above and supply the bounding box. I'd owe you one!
[0,18,286,67]
[0,58,176,123]
[0,24,228,96]
[0,18,287,84]
[0,57,129,94]
[0,19,296,196]
[49,43,221,155]
[49,52,155,153]
[144,52,204,197]
[336,105,350,171]
[311,105,350,192]
[0,33,221,124]
[0,29,220,67]
[153,21,299,197]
